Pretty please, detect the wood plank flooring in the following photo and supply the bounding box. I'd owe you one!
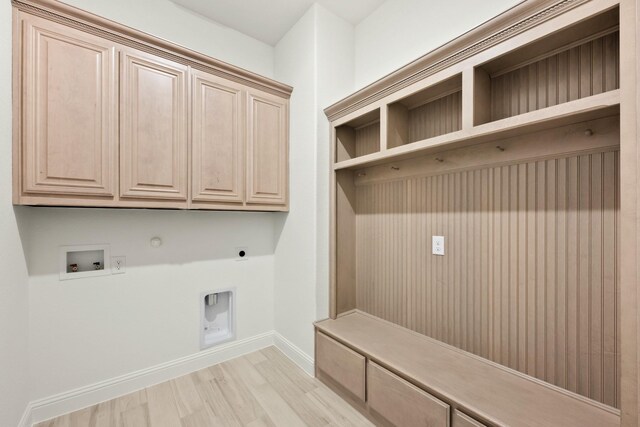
[36,346,373,427]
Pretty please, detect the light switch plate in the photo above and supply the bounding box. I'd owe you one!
[432,236,445,256]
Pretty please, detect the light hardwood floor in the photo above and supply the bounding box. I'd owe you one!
[36,346,374,427]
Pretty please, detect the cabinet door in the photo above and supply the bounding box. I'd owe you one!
[120,49,188,200]
[246,90,288,206]
[21,14,117,196]
[191,70,244,203]
[367,361,450,427]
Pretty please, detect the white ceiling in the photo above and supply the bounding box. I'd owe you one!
[170,0,386,45]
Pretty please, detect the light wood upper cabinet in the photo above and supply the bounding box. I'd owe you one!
[20,14,117,197]
[191,70,244,204]
[13,3,290,211]
[120,49,188,201]
[246,90,289,206]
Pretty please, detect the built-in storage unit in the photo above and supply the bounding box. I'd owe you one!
[387,74,462,148]
[321,1,636,426]
[12,0,291,211]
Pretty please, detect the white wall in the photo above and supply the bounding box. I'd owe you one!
[273,4,354,358]
[26,209,275,400]
[62,0,274,77]
[18,0,280,407]
[354,0,522,89]
[0,0,31,426]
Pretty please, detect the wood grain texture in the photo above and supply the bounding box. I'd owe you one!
[316,312,620,427]
[490,31,619,121]
[452,410,487,427]
[35,347,373,427]
[191,70,244,203]
[246,89,288,206]
[120,49,188,201]
[367,361,450,427]
[21,13,117,197]
[355,148,620,408]
[316,332,366,402]
[408,91,462,143]
[355,122,381,158]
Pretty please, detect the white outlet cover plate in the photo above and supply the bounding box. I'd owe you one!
[111,256,126,274]
[432,236,445,256]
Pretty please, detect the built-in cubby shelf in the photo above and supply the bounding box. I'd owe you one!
[335,89,619,170]
[335,108,381,162]
[387,75,462,149]
[475,7,619,125]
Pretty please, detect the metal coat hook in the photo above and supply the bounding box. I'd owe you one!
[357,172,367,177]
[496,146,505,152]
[435,158,444,163]
[391,166,400,170]
[584,129,594,136]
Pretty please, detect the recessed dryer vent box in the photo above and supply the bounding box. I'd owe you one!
[200,288,235,349]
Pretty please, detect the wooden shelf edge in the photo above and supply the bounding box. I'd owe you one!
[334,90,620,171]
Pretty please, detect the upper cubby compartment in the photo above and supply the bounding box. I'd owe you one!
[474,6,619,125]
[335,108,381,162]
[387,74,462,149]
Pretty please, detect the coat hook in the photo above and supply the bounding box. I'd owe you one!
[391,166,400,170]
[584,129,593,136]
[496,146,505,152]
[435,158,444,163]
[357,172,367,177]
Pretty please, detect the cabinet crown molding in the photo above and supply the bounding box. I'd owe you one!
[12,0,293,99]
[324,0,589,121]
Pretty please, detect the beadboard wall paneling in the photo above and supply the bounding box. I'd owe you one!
[490,31,619,121]
[408,91,462,143]
[355,122,381,158]
[355,149,620,408]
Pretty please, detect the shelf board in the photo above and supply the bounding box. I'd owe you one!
[334,90,620,171]
[315,311,620,427]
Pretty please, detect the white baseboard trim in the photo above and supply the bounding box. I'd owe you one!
[273,332,315,377]
[30,331,275,425]
[17,402,32,427]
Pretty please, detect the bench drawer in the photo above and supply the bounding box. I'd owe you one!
[453,410,486,427]
[315,332,366,401]
[368,361,450,427]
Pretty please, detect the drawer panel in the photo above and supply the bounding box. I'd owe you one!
[315,332,366,401]
[453,410,486,427]
[368,361,450,427]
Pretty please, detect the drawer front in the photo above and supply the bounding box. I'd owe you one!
[368,361,450,427]
[315,332,366,401]
[453,410,486,427]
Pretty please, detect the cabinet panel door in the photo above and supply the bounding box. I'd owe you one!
[21,14,117,196]
[367,361,450,427]
[316,332,366,401]
[120,50,188,200]
[192,70,244,203]
[246,90,288,205]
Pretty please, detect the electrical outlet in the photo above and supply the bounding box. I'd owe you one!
[432,236,445,256]
[111,256,126,274]
[236,247,248,261]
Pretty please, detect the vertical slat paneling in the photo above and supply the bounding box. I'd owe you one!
[491,32,619,121]
[355,149,620,407]
[354,122,380,157]
[408,91,462,143]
